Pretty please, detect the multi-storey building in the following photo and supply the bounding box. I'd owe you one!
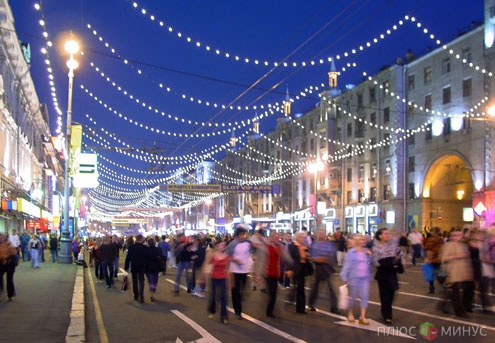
[215,0,495,235]
[0,0,62,234]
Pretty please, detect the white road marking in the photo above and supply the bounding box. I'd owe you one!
[226,307,308,343]
[171,309,221,343]
[166,278,306,342]
[88,267,110,343]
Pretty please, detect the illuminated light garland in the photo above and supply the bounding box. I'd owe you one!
[84,23,361,118]
[83,114,228,164]
[88,60,276,113]
[128,2,440,69]
[443,46,494,78]
[80,83,276,138]
[86,56,355,115]
[364,74,488,120]
[83,114,230,164]
[33,2,64,135]
[84,130,204,167]
[95,182,149,195]
[85,115,308,168]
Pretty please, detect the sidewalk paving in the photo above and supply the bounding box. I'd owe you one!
[0,257,84,343]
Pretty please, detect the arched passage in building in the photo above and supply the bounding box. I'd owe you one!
[421,154,474,233]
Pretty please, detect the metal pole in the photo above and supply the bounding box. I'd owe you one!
[59,65,75,264]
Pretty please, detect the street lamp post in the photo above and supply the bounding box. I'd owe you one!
[59,38,79,264]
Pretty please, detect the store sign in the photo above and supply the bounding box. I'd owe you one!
[73,153,99,188]
[17,198,40,217]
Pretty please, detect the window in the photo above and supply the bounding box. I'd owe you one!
[462,47,472,65]
[347,168,352,182]
[358,165,364,181]
[370,112,376,126]
[424,94,432,110]
[463,78,472,97]
[442,87,451,104]
[408,102,415,117]
[383,107,390,123]
[425,123,432,140]
[408,134,415,145]
[369,87,376,103]
[347,123,352,137]
[357,93,363,109]
[408,74,415,91]
[408,183,416,200]
[443,117,451,136]
[408,156,415,172]
[385,160,391,175]
[355,119,364,138]
[442,58,451,74]
[370,187,377,202]
[371,162,377,179]
[347,191,353,204]
[383,184,392,201]
[319,131,327,150]
[382,80,389,97]
[358,189,365,203]
[424,66,432,85]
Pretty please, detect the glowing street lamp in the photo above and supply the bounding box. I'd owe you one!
[59,37,79,264]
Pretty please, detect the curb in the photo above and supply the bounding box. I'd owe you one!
[66,267,86,342]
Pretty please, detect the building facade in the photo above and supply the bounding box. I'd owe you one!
[213,1,495,235]
[0,0,62,235]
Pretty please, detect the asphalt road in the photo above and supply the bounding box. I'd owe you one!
[84,262,495,343]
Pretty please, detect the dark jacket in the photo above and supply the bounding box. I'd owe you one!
[99,242,117,262]
[49,237,58,250]
[145,246,163,274]
[288,243,309,277]
[124,242,148,273]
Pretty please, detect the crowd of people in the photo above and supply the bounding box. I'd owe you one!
[1,224,495,326]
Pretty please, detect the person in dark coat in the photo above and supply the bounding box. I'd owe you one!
[99,235,118,288]
[287,232,311,314]
[124,234,148,302]
[145,237,163,302]
[372,228,404,325]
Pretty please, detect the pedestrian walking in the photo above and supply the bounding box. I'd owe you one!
[28,235,41,268]
[158,235,171,275]
[145,237,163,302]
[0,233,18,301]
[19,231,31,261]
[201,240,231,323]
[7,230,20,255]
[124,234,148,302]
[372,228,404,325]
[441,229,473,318]
[263,231,285,318]
[308,229,339,313]
[424,227,444,294]
[174,235,194,294]
[340,234,373,325]
[112,235,123,281]
[226,225,253,319]
[408,227,423,266]
[49,234,59,263]
[99,235,118,288]
[287,232,311,314]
